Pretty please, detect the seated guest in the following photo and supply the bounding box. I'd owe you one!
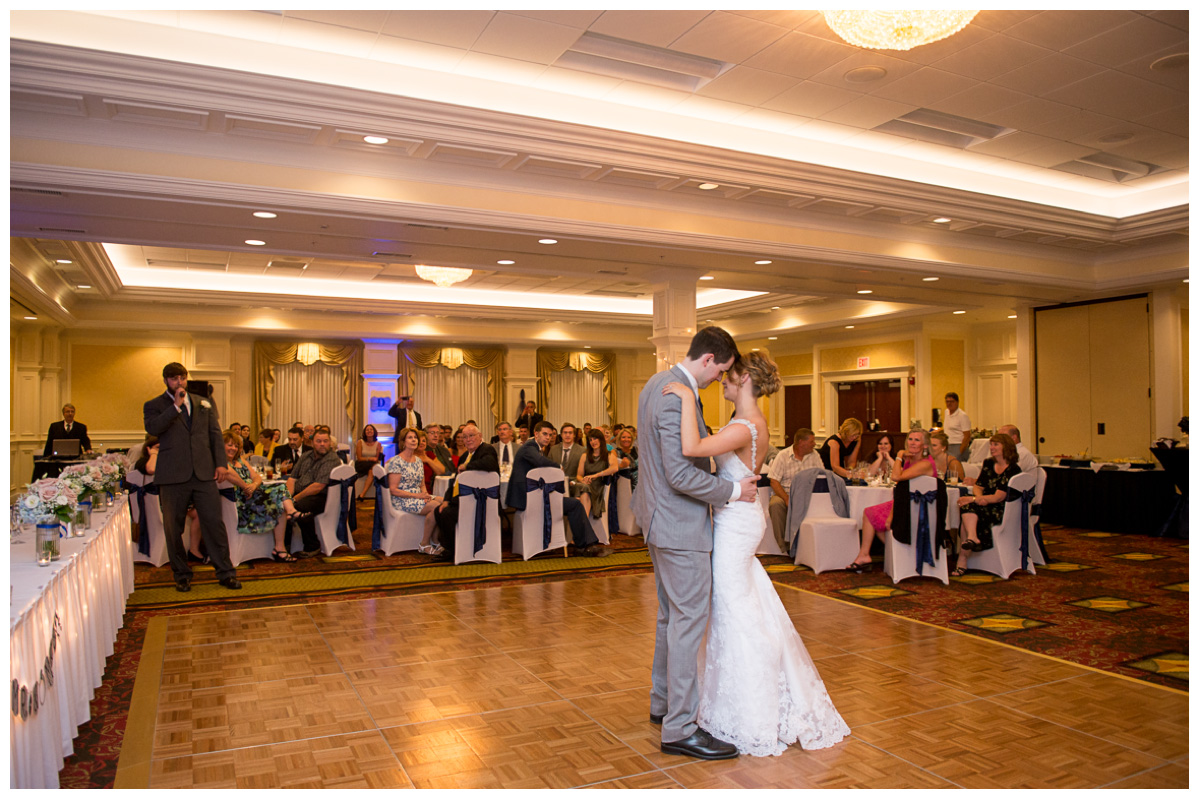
[766,427,824,550]
[818,418,862,480]
[997,424,1039,473]
[507,422,611,557]
[415,428,446,491]
[846,430,937,572]
[253,429,277,461]
[240,424,252,444]
[600,425,614,450]
[385,427,445,555]
[549,423,585,497]
[271,427,310,476]
[44,403,91,457]
[272,428,281,445]
[578,428,620,519]
[133,435,159,475]
[450,427,468,467]
[433,424,498,562]
[281,429,340,557]
[302,424,315,447]
[354,424,384,499]
[865,434,896,477]
[425,425,455,476]
[955,434,1021,575]
[492,422,518,468]
[515,401,543,433]
[222,432,293,562]
[582,422,593,440]
[613,428,638,491]
[929,432,964,483]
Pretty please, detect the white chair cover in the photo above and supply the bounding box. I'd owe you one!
[970,471,1038,579]
[127,469,169,567]
[756,469,784,555]
[883,476,949,585]
[455,470,502,564]
[512,466,567,560]
[589,481,611,545]
[615,474,641,536]
[794,476,858,573]
[371,464,426,555]
[963,463,982,481]
[217,479,275,565]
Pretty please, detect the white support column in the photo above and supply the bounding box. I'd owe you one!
[647,268,700,373]
[1150,289,1184,441]
[505,346,539,433]
[1014,304,1036,446]
[363,340,401,455]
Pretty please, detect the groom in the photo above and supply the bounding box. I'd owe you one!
[634,326,758,759]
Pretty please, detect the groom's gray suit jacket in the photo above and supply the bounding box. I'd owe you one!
[633,365,735,551]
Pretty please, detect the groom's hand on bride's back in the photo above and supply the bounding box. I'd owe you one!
[737,475,757,502]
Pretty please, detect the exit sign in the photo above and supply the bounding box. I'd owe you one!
[857,357,870,369]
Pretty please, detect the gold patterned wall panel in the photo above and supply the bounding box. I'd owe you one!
[774,353,813,376]
[931,339,966,405]
[820,341,914,373]
[69,344,184,431]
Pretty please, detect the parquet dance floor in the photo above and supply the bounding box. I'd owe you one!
[115,574,1188,789]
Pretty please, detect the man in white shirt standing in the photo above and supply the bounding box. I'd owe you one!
[942,392,972,460]
[766,428,824,550]
[998,424,1039,473]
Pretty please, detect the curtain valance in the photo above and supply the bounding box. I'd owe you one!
[252,341,363,436]
[537,350,616,424]
[400,346,504,430]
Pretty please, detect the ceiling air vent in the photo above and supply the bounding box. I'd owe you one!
[405,223,449,231]
[13,188,66,197]
[554,32,730,92]
[586,288,643,298]
[1050,152,1163,184]
[37,227,86,234]
[371,251,412,259]
[874,108,1014,149]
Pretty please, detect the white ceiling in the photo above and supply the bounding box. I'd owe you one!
[8,9,1190,346]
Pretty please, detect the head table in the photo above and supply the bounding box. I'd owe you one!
[10,499,135,788]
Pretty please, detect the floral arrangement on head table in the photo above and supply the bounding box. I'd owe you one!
[18,478,79,524]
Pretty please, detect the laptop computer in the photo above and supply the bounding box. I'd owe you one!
[51,439,82,458]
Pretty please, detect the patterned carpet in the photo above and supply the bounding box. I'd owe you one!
[59,500,1187,788]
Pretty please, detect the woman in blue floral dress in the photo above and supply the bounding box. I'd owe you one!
[385,427,446,555]
[223,433,293,562]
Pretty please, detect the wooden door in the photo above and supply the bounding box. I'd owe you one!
[783,384,811,441]
[836,381,871,429]
[836,380,900,431]
[875,381,902,432]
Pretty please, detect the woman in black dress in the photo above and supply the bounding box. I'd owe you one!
[954,434,1020,576]
[817,418,862,480]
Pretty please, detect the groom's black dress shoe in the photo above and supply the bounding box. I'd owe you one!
[650,713,664,725]
[661,728,738,760]
[219,577,242,590]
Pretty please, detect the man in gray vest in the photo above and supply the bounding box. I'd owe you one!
[633,327,757,760]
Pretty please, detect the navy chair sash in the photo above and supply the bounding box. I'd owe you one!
[606,472,628,536]
[912,490,938,574]
[371,479,386,551]
[756,473,772,488]
[526,477,565,548]
[133,482,160,556]
[812,475,830,494]
[332,476,357,545]
[1005,486,1037,570]
[217,486,238,503]
[1029,501,1048,562]
[461,483,500,554]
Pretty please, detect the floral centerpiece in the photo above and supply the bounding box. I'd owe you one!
[18,478,79,524]
[94,452,130,493]
[60,462,109,505]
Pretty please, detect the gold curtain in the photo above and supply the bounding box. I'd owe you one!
[536,350,616,424]
[252,341,364,436]
[400,346,505,431]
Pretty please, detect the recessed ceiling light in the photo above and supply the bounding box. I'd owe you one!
[700,276,715,280]
[845,325,855,329]
[1007,314,1017,319]
[922,276,939,282]
[755,260,772,265]
[953,310,966,315]
[857,289,872,294]
[1150,53,1187,72]
[363,135,389,144]
[770,306,780,310]
[253,211,277,219]
[933,217,952,224]
[56,259,72,264]
[697,183,719,190]
[77,284,91,289]
[245,239,266,246]
[751,347,760,351]
[497,259,515,265]
[538,238,557,244]
[768,336,778,340]
[23,315,37,320]
[583,345,591,349]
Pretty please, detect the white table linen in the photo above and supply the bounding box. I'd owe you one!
[10,503,135,788]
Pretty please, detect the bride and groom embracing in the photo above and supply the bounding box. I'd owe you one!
[633,326,849,759]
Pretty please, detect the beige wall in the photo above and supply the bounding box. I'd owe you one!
[820,340,913,372]
[1183,307,1189,414]
[774,352,813,376]
[931,339,966,406]
[69,343,183,434]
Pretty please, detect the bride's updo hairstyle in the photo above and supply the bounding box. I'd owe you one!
[731,352,781,397]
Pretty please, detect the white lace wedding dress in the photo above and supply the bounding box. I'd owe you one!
[698,418,851,757]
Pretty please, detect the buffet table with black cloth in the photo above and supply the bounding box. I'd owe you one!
[1039,465,1178,536]
[9,502,135,788]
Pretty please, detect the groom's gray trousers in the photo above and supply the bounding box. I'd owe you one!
[648,544,713,743]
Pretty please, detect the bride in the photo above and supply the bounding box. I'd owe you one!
[664,352,850,757]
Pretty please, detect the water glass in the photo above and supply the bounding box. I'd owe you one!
[35,522,59,565]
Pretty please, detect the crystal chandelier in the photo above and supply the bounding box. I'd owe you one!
[822,10,979,51]
[415,264,473,288]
